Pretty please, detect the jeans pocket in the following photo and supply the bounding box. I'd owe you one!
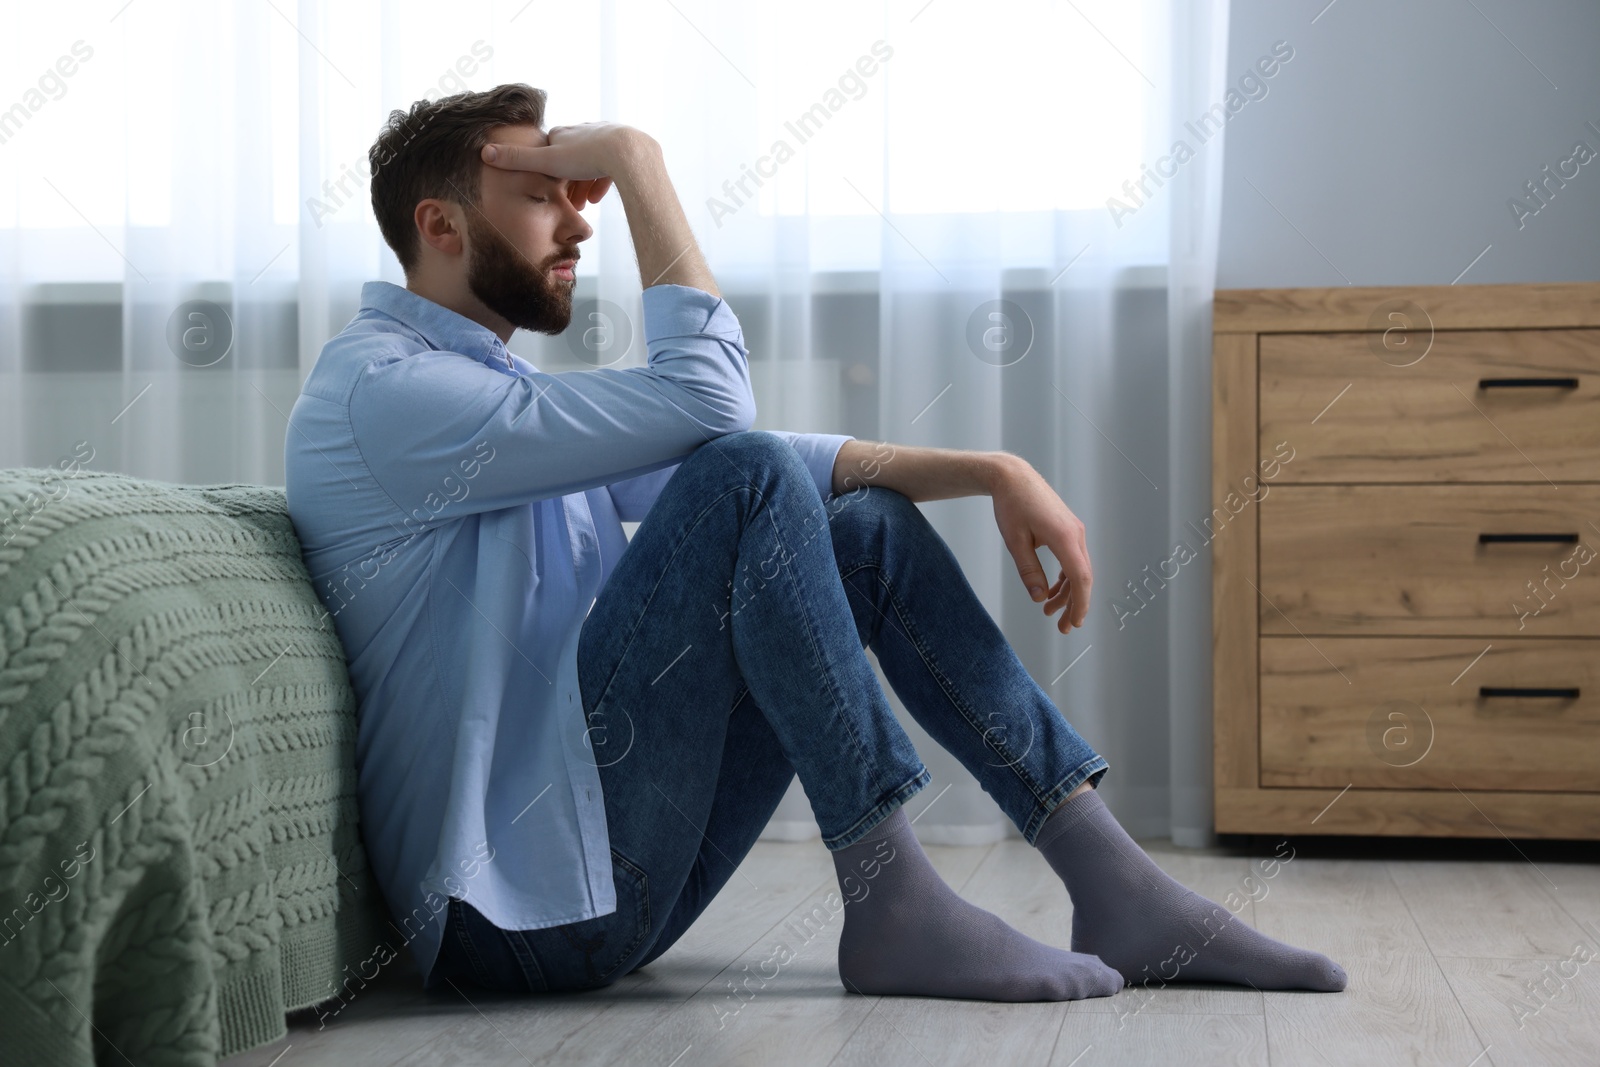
[508,847,652,992]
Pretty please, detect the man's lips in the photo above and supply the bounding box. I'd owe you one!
[550,258,577,280]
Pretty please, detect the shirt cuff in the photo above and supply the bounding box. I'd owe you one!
[641,283,745,346]
[772,431,854,501]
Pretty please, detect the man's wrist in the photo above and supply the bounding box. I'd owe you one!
[608,131,664,193]
[983,450,1033,494]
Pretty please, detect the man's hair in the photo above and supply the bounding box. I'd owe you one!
[368,82,547,273]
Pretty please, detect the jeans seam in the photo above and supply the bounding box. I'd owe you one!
[501,925,548,993]
[450,899,493,989]
[597,846,653,984]
[764,500,887,797]
[841,558,1055,805]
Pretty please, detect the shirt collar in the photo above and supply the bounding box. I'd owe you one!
[359,280,514,371]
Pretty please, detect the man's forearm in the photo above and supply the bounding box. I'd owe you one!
[831,438,1092,628]
[830,438,1027,503]
[610,134,719,296]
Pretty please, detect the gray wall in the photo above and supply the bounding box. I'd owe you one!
[1219,0,1600,288]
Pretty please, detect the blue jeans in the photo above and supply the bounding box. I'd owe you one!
[431,431,1108,994]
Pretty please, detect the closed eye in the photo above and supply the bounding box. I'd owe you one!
[528,195,549,203]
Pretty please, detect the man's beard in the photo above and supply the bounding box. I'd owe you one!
[464,211,576,335]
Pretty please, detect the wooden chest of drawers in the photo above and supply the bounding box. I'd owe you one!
[1212,283,1600,839]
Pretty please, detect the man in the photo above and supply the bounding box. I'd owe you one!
[284,83,1346,1002]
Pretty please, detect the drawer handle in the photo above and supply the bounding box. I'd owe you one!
[1479,686,1580,699]
[1477,376,1580,389]
[1478,532,1580,544]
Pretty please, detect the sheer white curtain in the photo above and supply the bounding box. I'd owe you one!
[0,0,1228,845]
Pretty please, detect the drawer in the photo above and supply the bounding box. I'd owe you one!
[1260,636,1600,792]
[1259,485,1600,636]
[1260,329,1600,482]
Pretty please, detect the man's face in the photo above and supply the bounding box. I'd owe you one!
[463,124,592,334]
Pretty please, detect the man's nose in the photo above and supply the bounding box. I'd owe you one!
[561,202,594,244]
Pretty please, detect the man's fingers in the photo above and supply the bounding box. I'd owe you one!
[482,140,615,183]
[566,177,607,209]
[1045,577,1083,632]
[563,177,613,210]
[1041,542,1092,629]
[1043,570,1071,613]
[1005,539,1050,602]
[481,142,552,170]
[1061,560,1092,626]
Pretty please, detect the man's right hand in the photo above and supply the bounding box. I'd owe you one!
[481,122,645,203]
[480,124,718,295]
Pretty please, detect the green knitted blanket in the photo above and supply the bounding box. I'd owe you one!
[0,465,391,1066]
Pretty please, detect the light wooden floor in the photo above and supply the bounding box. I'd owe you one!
[222,835,1600,1067]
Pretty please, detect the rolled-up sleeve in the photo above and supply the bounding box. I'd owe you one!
[349,284,757,527]
[761,430,853,501]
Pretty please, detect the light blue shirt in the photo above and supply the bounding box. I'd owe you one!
[283,280,850,986]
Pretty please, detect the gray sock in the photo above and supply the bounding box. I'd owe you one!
[1035,787,1347,992]
[833,805,1124,1002]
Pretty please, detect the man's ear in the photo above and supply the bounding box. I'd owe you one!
[414,198,466,259]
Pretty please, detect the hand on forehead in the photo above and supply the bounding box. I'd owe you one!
[487,123,549,150]
[481,123,608,208]
[479,121,620,208]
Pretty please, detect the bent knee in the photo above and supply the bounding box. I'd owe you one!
[706,429,792,463]
[688,430,810,486]
[825,488,929,569]
[828,484,918,539]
